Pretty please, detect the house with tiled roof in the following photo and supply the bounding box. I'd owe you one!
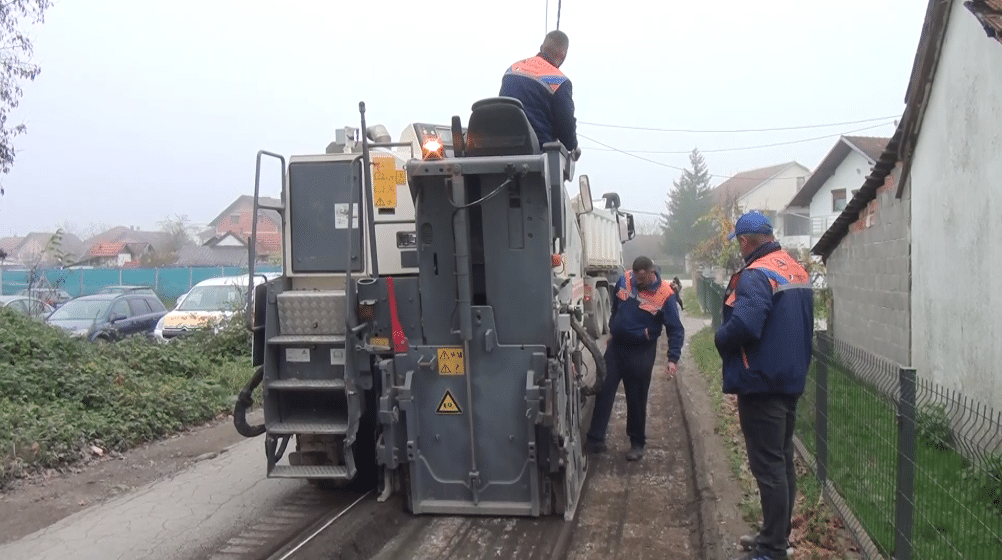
[812,0,1002,408]
[711,161,812,248]
[81,226,172,254]
[780,136,890,250]
[207,195,283,259]
[72,241,153,268]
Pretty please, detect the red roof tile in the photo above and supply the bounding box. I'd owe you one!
[89,242,127,257]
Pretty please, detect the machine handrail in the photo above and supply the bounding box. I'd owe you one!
[247,150,286,332]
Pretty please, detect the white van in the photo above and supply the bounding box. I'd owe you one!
[153,273,277,342]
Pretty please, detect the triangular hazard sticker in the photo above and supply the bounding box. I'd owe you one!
[436,390,462,415]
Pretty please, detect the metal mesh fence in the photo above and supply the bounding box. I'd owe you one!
[800,332,1002,559]
[695,273,724,328]
[0,265,281,303]
[907,378,1002,559]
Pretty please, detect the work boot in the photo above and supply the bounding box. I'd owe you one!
[626,445,644,461]
[585,440,607,454]
[738,535,793,558]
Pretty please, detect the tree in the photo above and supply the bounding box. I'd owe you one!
[691,197,744,276]
[0,1,53,196]
[660,148,714,259]
[154,214,197,265]
[634,217,661,236]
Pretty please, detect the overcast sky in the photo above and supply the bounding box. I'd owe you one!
[0,0,927,237]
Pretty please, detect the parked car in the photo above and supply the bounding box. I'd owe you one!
[0,295,55,319]
[97,285,158,296]
[154,274,276,342]
[17,288,73,308]
[46,293,168,342]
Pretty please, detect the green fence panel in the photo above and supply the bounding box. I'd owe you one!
[0,266,281,301]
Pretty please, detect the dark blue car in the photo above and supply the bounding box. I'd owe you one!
[46,293,168,342]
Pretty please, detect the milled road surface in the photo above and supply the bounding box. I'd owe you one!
[298,316,709,559]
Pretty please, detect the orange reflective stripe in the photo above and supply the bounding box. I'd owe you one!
[746,250,810,287]
[724,249,809,307]
[621,271,674,315]
[506,56,567,93]
[725,291,737,307]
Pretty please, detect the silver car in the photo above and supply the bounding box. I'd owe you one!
[0,295,55,319]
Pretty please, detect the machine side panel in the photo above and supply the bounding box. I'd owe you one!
[403,307,541,515]
[478,173,555,346]
[412,175,462,347]
[288,160,364,273]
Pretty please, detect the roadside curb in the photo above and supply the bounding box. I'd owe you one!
[676,324,727,560]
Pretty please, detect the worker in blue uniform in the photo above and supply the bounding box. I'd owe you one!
[499,30,580,160]
[715,212,814,560]
[585,256,685,461]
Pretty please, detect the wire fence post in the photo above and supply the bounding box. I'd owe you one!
[816,332,830,485]
[895,366,917,560]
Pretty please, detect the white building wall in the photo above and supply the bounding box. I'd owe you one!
[910,0,1002,410]
[740,165,811,218]
[809,150,875,247]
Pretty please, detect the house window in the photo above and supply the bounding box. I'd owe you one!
[832,189,847,212]
[230,214,240,225]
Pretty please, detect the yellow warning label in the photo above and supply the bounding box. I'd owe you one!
[396,170,407,185]
[369,336,390,350]
[437,347,465,375]
[372,155,397,208]
[436,390,462,415]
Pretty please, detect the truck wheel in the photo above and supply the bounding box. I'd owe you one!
[584,297,601,339]
[598,287,611,335]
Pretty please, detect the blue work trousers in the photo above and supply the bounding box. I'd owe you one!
[586,339,659,448]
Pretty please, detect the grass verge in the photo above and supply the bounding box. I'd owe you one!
[689,325,855,559]
[0,309,255,489]
[682,286,708,319]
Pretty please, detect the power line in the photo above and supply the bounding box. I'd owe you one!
[579,121,895,156]
[577,133,817,182]
[578,114,901,133]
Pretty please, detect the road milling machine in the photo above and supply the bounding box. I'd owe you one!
[234,97,635,520]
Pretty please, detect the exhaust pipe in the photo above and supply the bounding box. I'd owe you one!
[234,366,266,437]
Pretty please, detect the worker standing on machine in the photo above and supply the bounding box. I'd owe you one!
[585,256,685,461]
[499,30,581,161]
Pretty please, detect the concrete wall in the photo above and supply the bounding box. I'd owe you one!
[825,164,910,366]
[909,0,1002,409]
[809,150,876,247]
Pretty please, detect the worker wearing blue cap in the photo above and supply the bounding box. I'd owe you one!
[715,211,814,560]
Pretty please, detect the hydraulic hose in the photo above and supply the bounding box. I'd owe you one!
[234,366,266,437]
[570,316,606,396]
